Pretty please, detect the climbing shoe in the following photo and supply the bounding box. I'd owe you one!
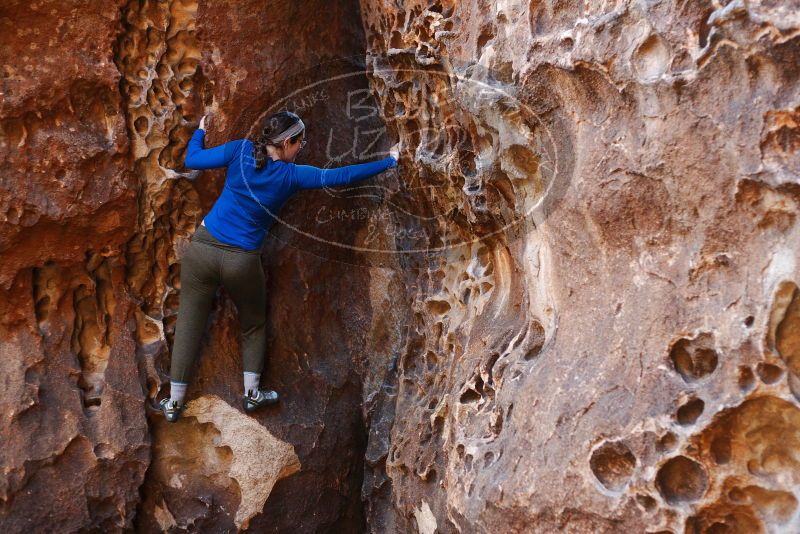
[158,397,184,423]
[243,388,279,412]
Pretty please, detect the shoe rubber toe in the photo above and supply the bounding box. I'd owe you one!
[243,389,279,412]
[159,398,183,422]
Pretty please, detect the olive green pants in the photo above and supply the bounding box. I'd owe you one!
[170,224,267,383]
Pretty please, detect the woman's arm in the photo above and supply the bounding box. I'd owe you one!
[291,156,398,190]
[184,127,246,171]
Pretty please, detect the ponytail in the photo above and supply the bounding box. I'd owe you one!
[251,111,305,170]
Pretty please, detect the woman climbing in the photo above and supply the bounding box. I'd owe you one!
[156,110,400,422]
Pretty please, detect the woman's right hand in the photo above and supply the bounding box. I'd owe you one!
[199,114,209,131]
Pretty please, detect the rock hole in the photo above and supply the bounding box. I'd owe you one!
[432,415,444,435]
[655,456,708,504]
[425,350,439,372]
[476,246,493,275]
[523,320,546,361]
[390,31,403,48]
[676,398,705,426]
[657,431,678,453]
[698,8,714,48]
[476,25,494,54]
[633,33,671,81]
[589,441,636,492]
[694,349,718,375]
[756,362,783,384]
[670,48,693,72]
[738,365,756,391]
[744,315,755,327]
[494,61,514,84]
[427,299,451,315]
[495,358,509,379]
[710,436,732,465]
[489,409,503,436]
[459,387,481,404]
[176,59,197,75]
[486,352,501,382]
[459,374,484,404]
[460,154,477,177]
[523,346,540,362]
[728,487,746,502]
[773,282,800,375]
[34,294,51,324]
[506,144,540,179]
[669,335,718,383]
[155,63,170,79]
[636,493,657,512]
[418,320,438,343]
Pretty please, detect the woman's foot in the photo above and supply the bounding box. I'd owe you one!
[158,397,184,422]
[243,388,279,412]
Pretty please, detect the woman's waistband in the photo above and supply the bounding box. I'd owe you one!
[192,223,260,254]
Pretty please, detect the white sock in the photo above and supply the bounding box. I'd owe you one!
[170,380,188,406]
[244,372,261,396]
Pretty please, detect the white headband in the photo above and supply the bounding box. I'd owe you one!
[269,119,305,142]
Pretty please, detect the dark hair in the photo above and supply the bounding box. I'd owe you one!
[252,111,304,170]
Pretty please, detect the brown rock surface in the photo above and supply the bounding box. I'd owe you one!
[1,1,144,532]
[355,0,800,533]
[1,0,799,533]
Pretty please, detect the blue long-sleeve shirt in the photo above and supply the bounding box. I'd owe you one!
[184,128,397,251]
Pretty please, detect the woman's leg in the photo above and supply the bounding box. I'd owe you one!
[220,251,268,387]
[170,241,222,386]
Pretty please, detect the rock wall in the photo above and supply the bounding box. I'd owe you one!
[1,1,145,531]
[1,0,799,533]
[357,0,800,533]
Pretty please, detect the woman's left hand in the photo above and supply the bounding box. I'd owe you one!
[389,141,401,161]
[199,114,209,130]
